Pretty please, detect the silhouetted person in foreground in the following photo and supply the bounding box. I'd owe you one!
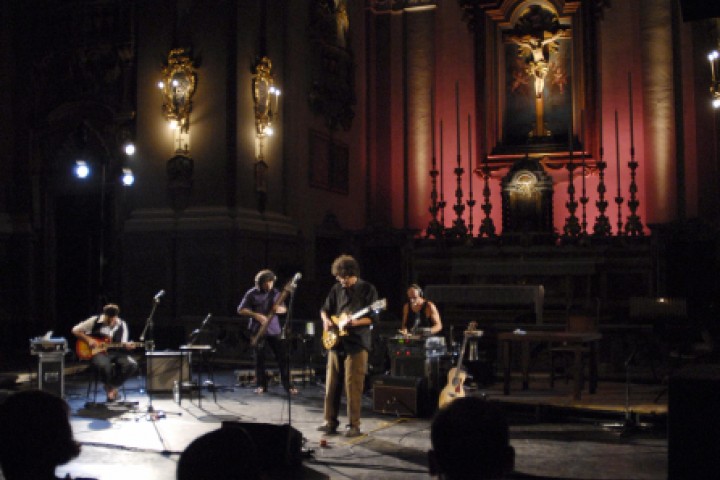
[177,426,265,480]
[429,397,516,479]
[0,389,89,480]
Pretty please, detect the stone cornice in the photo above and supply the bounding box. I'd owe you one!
[367,0,437,14]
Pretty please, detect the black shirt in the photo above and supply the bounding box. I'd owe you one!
[321,278,378,353]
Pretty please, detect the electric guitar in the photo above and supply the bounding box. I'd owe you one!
[75,336,144,360]
[438,321,482,409]
[322,298,387,350]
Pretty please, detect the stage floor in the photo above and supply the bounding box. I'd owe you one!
[1,368,668,480]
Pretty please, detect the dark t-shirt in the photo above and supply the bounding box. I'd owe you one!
[321,278,378,354]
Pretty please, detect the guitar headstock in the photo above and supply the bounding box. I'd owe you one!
[371,298,388,312]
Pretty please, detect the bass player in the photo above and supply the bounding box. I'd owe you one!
[72,303,139,402]
[317,254,379,438]
[237,269,298,395]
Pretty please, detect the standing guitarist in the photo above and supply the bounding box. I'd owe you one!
[72,303,138,402]
[237,269,297,395]
[317,255,378,438]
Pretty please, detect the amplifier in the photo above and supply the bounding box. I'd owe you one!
[373,375,429,417]
[146,351,190,392]
[391,355,447,391]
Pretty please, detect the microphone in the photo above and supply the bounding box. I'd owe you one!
[153,290,166,302]
[291,272,302,288]
[201,313,212,328]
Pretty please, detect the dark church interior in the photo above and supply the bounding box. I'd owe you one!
[2,0,720,479]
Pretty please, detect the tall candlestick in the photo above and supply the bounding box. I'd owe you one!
[455,81,460,154]
[431,86,436,170]
[581,110,586,191]
[440,120,444,199]
[615,110,621,191]
[628,72,634,152]
[468,114,473,196]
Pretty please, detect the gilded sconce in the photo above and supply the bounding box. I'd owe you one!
[252,56,280,213]
[253,56,281,139]
[159,48,197,151]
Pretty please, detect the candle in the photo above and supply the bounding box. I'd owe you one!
[615,110,621,191]
[710,51,718,83]
[628,72,634,151]
[431,85,436,170]
[440,120,444,199]
[468,114,473,196]
[455,81,460,155]
[581,110,586,189]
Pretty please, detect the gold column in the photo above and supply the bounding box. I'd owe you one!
[640,0,676,223]
[404,4,436,230]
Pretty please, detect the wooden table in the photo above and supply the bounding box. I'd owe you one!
[498,331,602,400]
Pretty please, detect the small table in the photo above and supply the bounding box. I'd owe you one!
[178,345,216,407]
[498,331,602,400]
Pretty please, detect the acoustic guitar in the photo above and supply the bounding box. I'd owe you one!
[76,336,144,360]
[438,321,482,409]
[322,298,387,350]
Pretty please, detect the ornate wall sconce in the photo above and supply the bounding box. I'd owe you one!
[709,50,720,108]
[158,48,197,152]
[253,56,281,139]
[251,56,280,213]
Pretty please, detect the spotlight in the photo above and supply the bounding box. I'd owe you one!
[121,168,135,186]
[124,142,136,156]
[74,160,90,179]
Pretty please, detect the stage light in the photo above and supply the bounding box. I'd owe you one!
[121,168,135,186]
[124,142,136,156]
[74,160,90,179]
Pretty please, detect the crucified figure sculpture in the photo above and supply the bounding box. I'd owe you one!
[511,32,561,99]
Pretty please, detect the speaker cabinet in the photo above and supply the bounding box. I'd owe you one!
[146,351,189,392]
[373,375,429,417]
[668,365,720,479]
[221,421,303,470]
[391,356,443,390]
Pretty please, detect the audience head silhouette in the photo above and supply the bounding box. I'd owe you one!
[429,397,515,479]
[177,426,264,480]
[0,389,81,480]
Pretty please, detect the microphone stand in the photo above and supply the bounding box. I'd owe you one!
[601,345,653,436]
[281,286,298,426]
[140,296,160,413]
[281,285,301,463]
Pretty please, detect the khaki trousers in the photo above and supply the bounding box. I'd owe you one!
[324,349,368,429]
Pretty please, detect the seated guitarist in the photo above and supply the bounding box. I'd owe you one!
[317,255,378,438]
[72,303,138,402]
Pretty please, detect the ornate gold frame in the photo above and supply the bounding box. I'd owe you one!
[252,56,280,137]
[160,48,197,133]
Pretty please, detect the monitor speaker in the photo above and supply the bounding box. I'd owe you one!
[146,351,189,392]
[373,375,429,417]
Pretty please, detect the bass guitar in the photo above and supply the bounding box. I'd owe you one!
[76,336,144,360]
[322,298,387,350]
[438,321,482,409]
[250,272,302,347]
